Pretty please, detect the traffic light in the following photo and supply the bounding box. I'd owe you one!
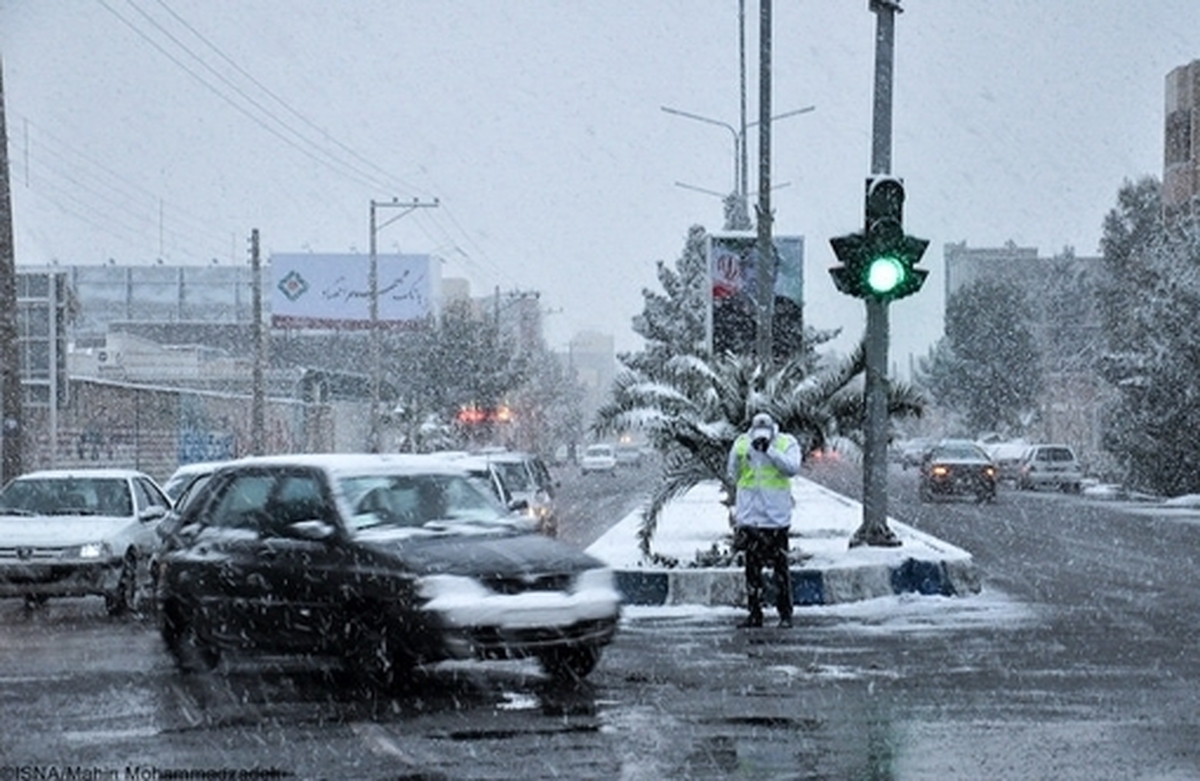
[829,176,929,301]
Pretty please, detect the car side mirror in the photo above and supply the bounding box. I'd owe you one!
[139,505,168,523]
[285,519,337,542]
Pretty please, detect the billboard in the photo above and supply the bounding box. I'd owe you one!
[708,234,804,359]
[270,253,437,329]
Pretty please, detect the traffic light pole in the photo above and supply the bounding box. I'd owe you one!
[853,0,902,547]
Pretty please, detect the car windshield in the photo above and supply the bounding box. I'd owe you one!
[586,446,613,457]
[932,444,988,461]
[491,461,535,492]
[1036,447,1076,462]
[0,477,132,517]
[341,472,512,533]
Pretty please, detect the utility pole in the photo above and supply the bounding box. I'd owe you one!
[857,0,902,547]
[250,229,265,455]
[754,0,775,367]
[0,61,22,483]
[368,197,438,453]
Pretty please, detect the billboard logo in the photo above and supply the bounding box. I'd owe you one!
[278,270,309,302]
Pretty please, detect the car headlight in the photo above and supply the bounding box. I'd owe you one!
[574,567,616,594]
[416,574,489,602]
[67,542,113,559]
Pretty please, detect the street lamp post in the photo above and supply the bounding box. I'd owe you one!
[368,196,438,453]
[660,104,814,204]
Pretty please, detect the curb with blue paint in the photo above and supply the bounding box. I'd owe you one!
[614,554,980,607]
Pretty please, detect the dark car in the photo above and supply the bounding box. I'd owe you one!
[156,453,621,685]
[918,441,998,503]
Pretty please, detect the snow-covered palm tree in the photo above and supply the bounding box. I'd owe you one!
[593,343,925,556]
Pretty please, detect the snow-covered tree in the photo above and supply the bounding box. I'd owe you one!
[1097,177,1200,495]
[621,224,711,375]
[916,278,1041,435]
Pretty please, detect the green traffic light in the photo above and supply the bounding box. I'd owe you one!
[866,255,905,294]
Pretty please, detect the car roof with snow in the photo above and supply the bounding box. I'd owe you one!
[218,453,475,478]
[986,441,1031,459]
[12,468,157,481]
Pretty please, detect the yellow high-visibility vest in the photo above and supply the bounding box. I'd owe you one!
[734,436,792,491]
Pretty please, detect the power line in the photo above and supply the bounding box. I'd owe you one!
[151,0,428,199]
[98,0,400,194]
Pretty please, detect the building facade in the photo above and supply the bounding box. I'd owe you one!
[1164,59,1200,211]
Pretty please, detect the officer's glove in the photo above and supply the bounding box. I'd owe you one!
[752,437,770,453]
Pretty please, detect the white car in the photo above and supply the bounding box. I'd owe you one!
[0,468,172,613]
[580,444,618,475]
[1017,444,1084,493]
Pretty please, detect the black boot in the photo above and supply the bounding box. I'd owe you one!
[738,610,763,628]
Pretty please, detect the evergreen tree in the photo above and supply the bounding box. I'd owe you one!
[1097,178,1200,494]
[917,279,1041,435]
[389,300,527,450]
[622,224,711,375]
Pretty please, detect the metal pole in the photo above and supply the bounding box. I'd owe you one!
[739,0,748,200]
[368,201,380,453]
[754,0,775,367]
[0,61,21,483]
[853,0,901,547]
[367,197,438,453]
[250,229,265,455]
[48,272,57,468]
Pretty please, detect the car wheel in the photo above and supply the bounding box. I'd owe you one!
[348,616,414,691]
[105,553,138,616]
[539,644,601,681]
[160,599,219,672]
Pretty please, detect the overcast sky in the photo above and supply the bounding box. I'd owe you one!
[2,1,1197,372]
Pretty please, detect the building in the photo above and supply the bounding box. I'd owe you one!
[1164,59,1200,211]
[566,330,616,433]
[9,261,564,475]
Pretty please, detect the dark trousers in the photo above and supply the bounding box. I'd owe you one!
[740,526,792,619]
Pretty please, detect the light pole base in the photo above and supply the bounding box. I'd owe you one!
[848,525,903,548]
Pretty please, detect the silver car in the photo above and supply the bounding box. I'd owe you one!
[0,468,172,613]
[1017,444,1084,493]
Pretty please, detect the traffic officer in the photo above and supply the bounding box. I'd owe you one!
[726,412,802,628]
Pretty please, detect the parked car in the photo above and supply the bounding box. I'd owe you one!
[1017,444,1083,493]
[580,444,618,475]
[156,453,621,685]
[0,468,172,613]
[918,441,998,503]
[474,451,559,537]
